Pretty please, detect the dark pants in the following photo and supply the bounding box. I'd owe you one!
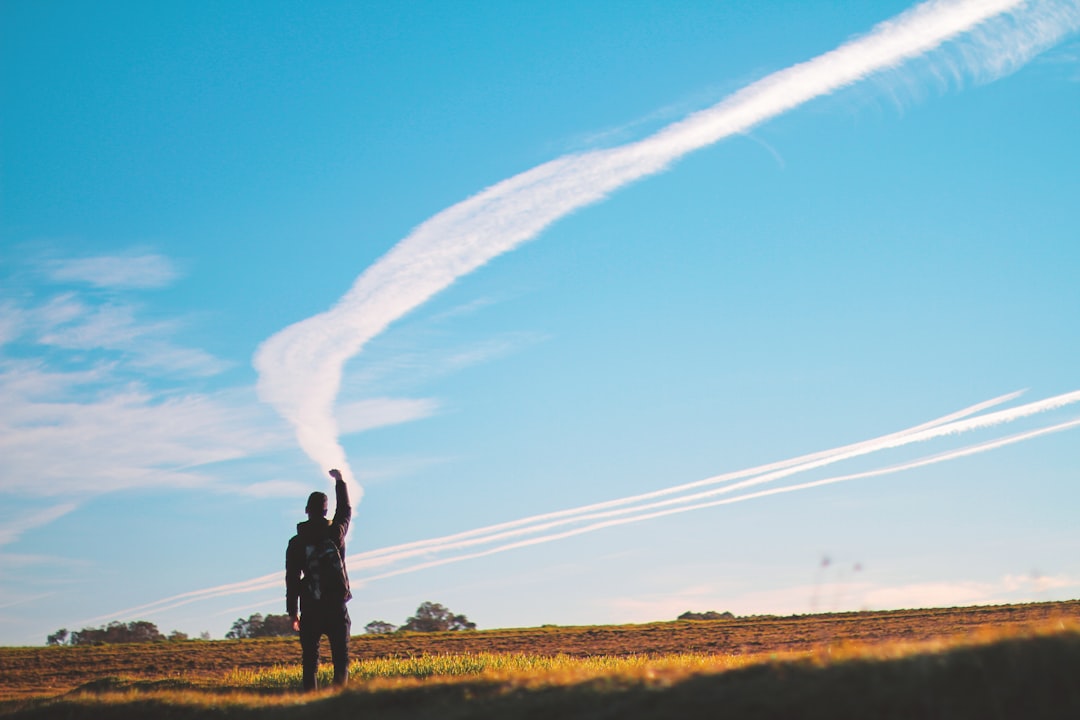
[299,603,350,691]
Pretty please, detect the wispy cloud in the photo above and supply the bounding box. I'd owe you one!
[37,300,166,350]
[27,296,230,378]
[353,455,459,486]
[1,251,261,499]
[607,586,745,623]
[0,303,23,348]
[255,0,1080,501]
[341,330,546,402]
[226,479,313,499]
[0,263,262,507]
[1,251,277,504]
[44,252,179,290]
[1,368,438,538]
[0,363,436,499]
[0,371,277,497]
[0,504,78,547]
[1038,39,1080,79]
[858,573,1080,610]
[2,249,227,377]
[860,580,1006,610]
[1001,572,1080,593]
[2,388,436,523]
[609,571,1080,621]
[0,592,58,612]
[0,553,90,570]
[336,397,439,436]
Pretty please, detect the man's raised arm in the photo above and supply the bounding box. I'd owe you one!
[329,468,351,536]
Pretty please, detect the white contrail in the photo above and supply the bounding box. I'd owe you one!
[353,390,1023,564]
[356,415,1080,584]
[253,0,1080,497]
[80,388,1078,623]
[346,389,1080,571]
[77,571,284,625]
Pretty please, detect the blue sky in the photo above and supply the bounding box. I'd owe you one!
[2,0,1079,645]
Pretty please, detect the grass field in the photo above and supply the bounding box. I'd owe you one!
[2,600,1078,719]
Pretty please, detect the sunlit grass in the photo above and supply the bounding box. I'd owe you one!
[222,651,771,691]
[219,618,1080,693]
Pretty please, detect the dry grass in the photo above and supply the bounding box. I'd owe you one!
[4,599,1077,701]
[218,616,1079,690]
[3,616,1078,719]
[2,602,1078,719]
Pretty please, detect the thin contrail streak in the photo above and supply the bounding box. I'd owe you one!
[141,399,1071,621]
[81,388,1078,623]
[354,390,1023,563]
[347,389,1080,571]
[77,572,283,625]
[356,416,1080,584]
[253,0,1080,499]
[81,390,1018,622]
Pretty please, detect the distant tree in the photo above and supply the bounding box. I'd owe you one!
[120,620,165,643]
[70,621,165,645]
[226,613,296,639]
[260,614,295,637]
[400,602,476,632]
[46,628,69,646]
[364,620,397,634]
[677,610,735,621]
[199,631,212,641]
[226,613,262,639]
[168,630,189,641]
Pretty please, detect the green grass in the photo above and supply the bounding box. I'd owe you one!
[223,651,761,690]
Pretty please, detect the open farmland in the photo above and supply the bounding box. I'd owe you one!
[1,600,1078,718]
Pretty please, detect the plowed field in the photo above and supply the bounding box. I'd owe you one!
[2,600,1077,700]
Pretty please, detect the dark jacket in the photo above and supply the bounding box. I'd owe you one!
[286,477,352,619]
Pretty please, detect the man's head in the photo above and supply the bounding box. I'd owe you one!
[305,491,328,518]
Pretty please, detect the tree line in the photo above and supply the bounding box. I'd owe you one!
[225,601,477,639]
[47,601,474,645]
[223,601,476,638]
[225,613,295,639]
[364,601,476,634]
[46,621,210,646]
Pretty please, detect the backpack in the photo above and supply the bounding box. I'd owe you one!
[302,537,349,602]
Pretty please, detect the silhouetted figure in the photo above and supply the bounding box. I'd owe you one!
[286,468,352,691]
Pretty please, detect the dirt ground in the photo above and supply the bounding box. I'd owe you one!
[1,600,1077,700]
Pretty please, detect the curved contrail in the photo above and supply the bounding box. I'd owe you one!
[254,0,1080,501]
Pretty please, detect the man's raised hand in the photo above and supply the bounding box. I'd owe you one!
[329,468,342,482]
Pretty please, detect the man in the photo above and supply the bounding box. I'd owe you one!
[286,468,352,691]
